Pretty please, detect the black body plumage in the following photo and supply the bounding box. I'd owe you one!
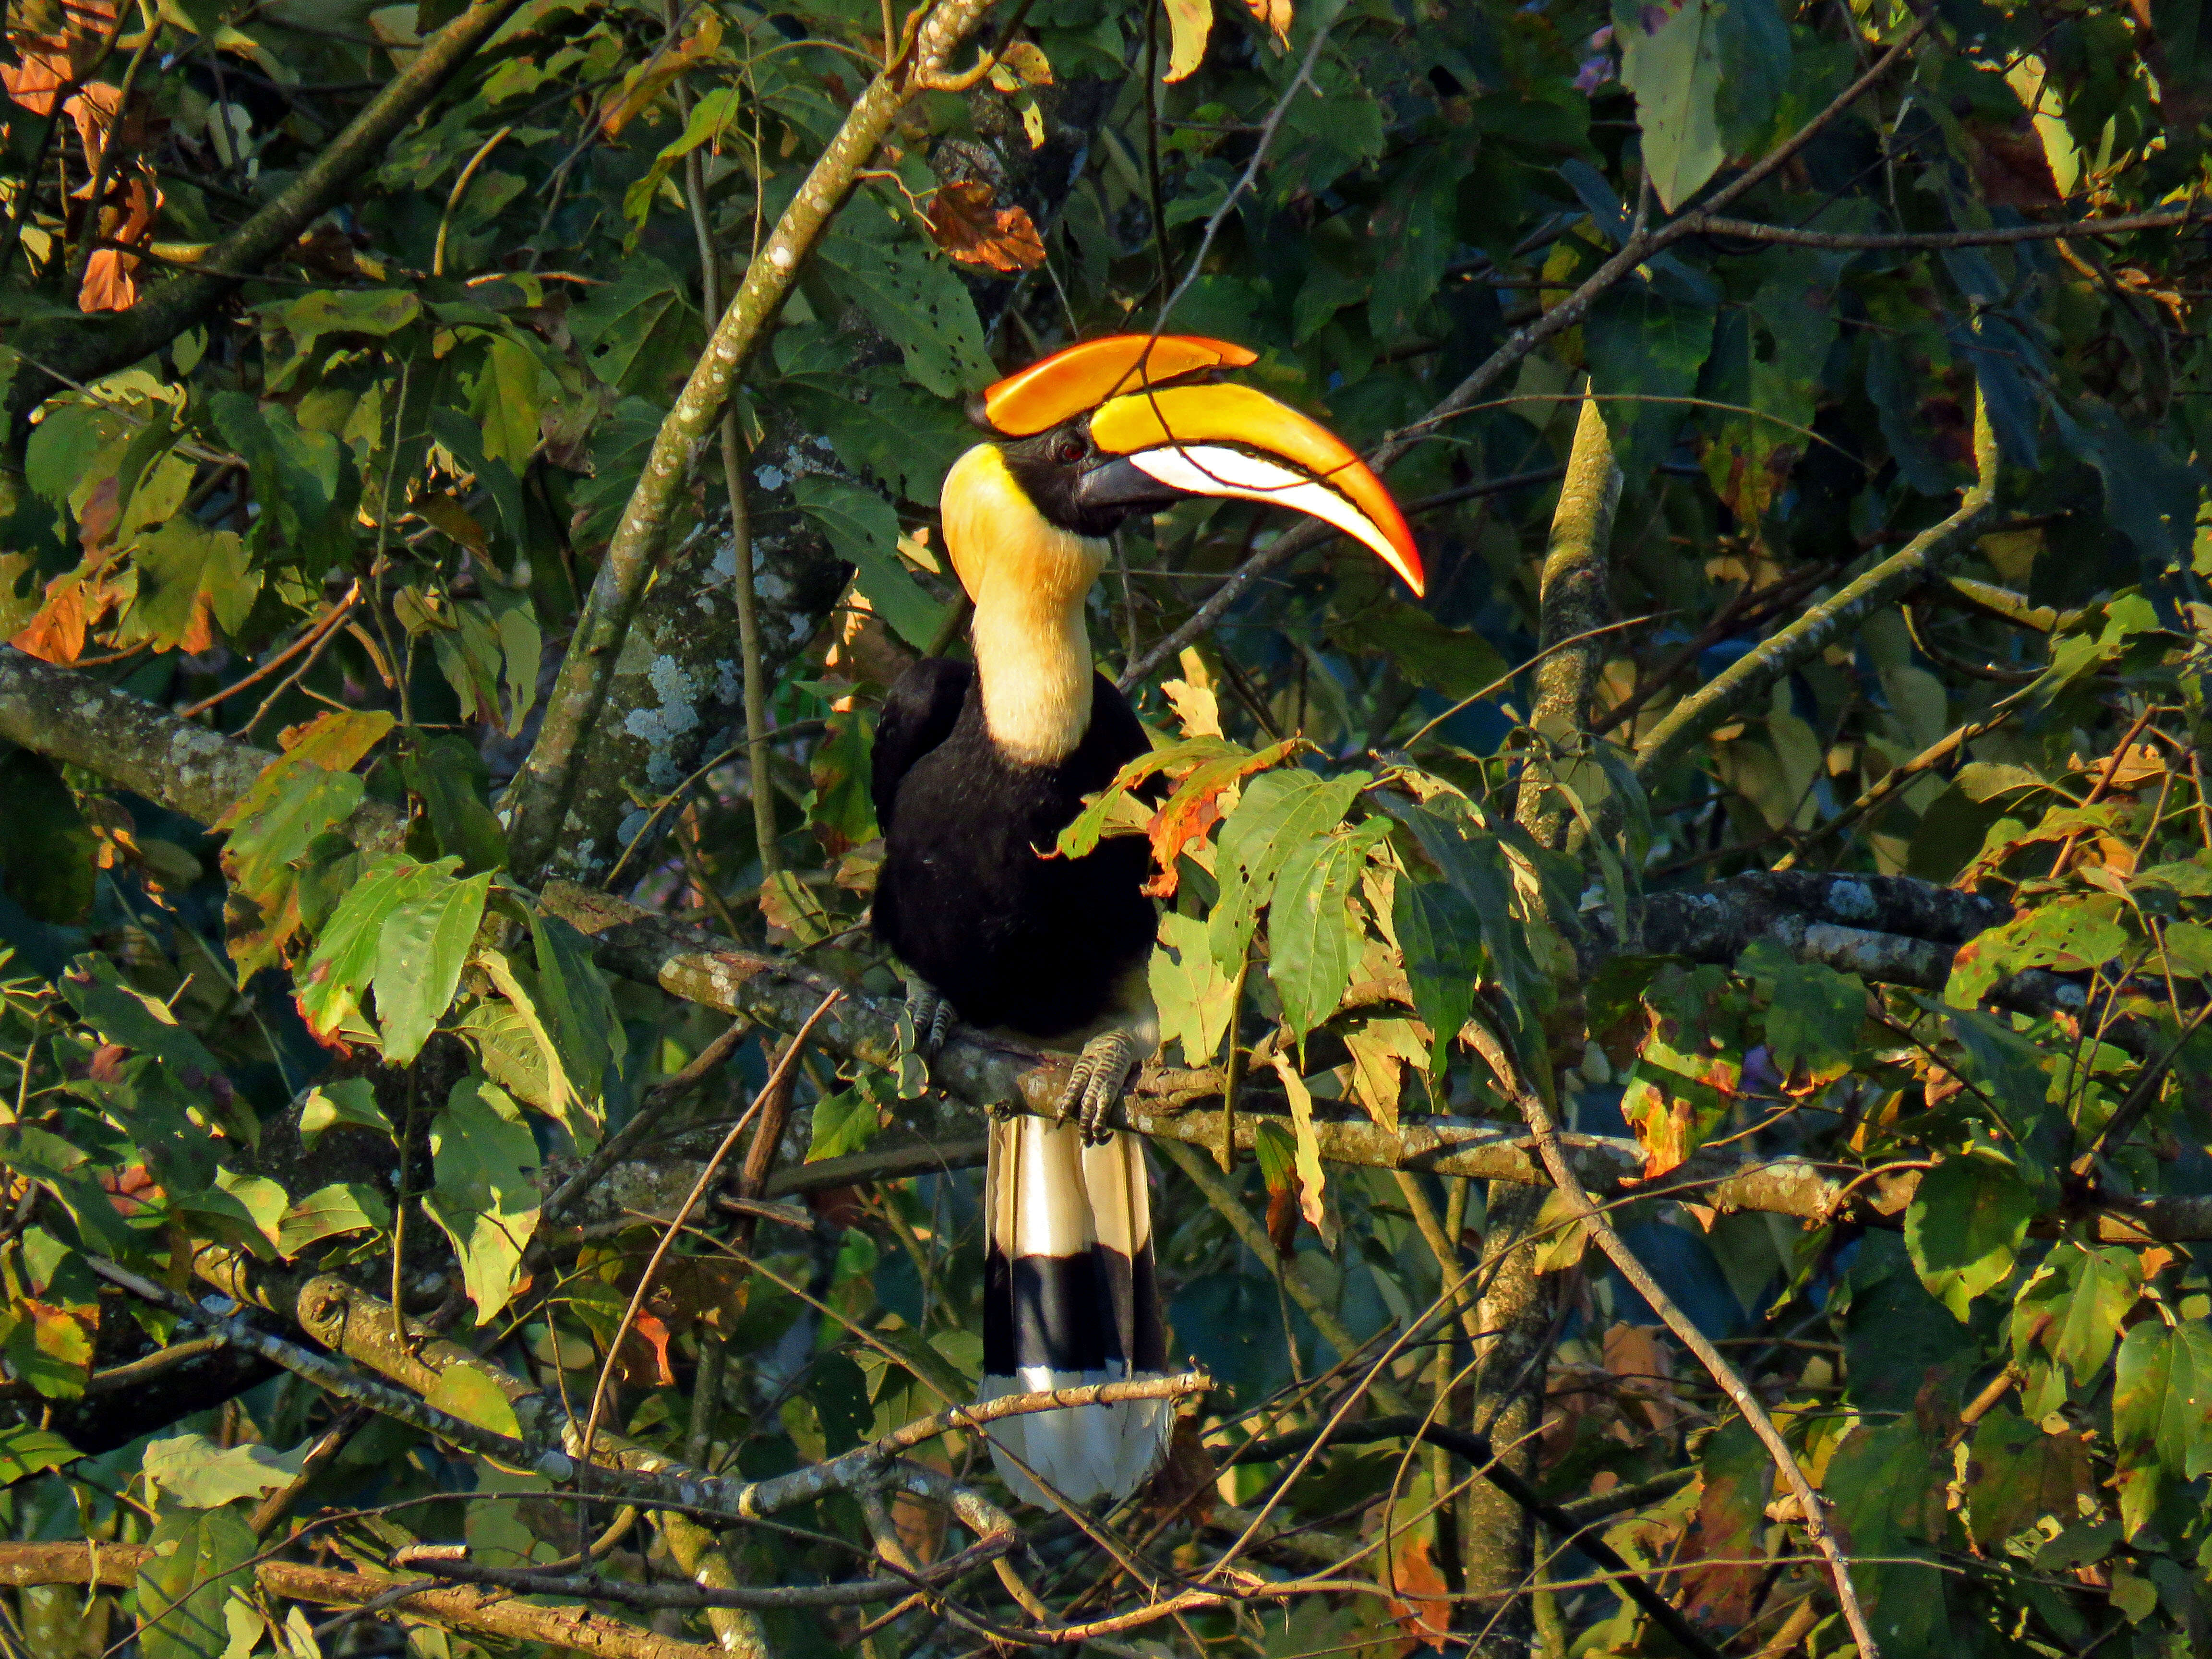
[871,661,1156,1039]
[870,650,1173,1504]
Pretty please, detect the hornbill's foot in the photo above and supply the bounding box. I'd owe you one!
[1056,1030,1141,1145]
[899,983,957,1060]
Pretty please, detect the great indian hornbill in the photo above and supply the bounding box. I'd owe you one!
[870,335,1424,1506]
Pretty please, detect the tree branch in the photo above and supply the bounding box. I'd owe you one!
[2,0,534,470]
[1458,1019,1882,1659]
[1628,385,1998,792]
[0,1544,724,1659]
[502,0,1004,882]
[1515,392,1622,849]
[1692,204,2212,252]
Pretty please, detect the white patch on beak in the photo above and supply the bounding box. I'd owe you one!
[1124,444,1408,575]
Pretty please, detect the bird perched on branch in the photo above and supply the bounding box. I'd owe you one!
[870,334,1424,1506]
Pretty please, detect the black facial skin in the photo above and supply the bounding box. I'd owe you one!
[994,418,1178,539]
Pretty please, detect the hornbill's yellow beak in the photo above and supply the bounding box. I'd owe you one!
[976,334,1426,598]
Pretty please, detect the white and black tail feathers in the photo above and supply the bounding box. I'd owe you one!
[977,1116,1172,1506]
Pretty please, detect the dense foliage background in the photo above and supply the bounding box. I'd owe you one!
[0,0,2209,1654]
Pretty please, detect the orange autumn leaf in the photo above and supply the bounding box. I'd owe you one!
[1246,0,1293,47]
[1381,1527,1451,1653]
[11,565,120,664]
[78,172,158,313]
[926,180,1046,273]
[625,1311,676,1387]
[1141,737,1298,899]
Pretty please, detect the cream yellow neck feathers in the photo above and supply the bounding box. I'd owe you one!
[941,444,1110,765]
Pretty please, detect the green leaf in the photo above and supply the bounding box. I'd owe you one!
[1823,1417,1951,1658]
[777,367,973,504]
[373,870,492,1064]
[59,955,224,1087]
[1965,1409,2094,1546]
[297,855,457,1042]
[2114,1321,2212,1479]
[527,908,620,1104]
[1948,896,2132,1008]
[276,1182,392,1255]
[1615,0,1726,211]
[144,1431,308,1508]
[815,209,996,397]
[133,1505,256,1659]
[397,732,507,873]
[457,989,559,1115]
[2054,396,2203,567]
[2013,1243,2141,1384]
[0,750,95,923]
[1365,144,1459,344]
[113,518,258,653]
[422,1076,541,1321]
[569,397,665,548]
[208,393,356,577]
[260,287,423,388]
[464,333,550,468]
[24,398,127,508]
[1737,938,1864,1085]
[0,1424,80,1483]
[808,1088,880,1163]
[1709,0,1789,155]
[1210,769,1371,973]
[792,474,948,649]
[423,1365,522,1440]
[1381,796,1553,1066]
[1394,876,1478,1066]
[0,1301,92,1397]
[1904,1154,2036,1320]
[296,1078,392,1149]
[1697,255,1840,521]
[1151,911,1237,1067]
[1585,269,1717,482]
[567,259,701,394]
[1265,1052,1333,1248]
[1270,819,1390,1042]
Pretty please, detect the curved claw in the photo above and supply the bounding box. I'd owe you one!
[901,983,957,1060]
[1056,1030,1140,1145]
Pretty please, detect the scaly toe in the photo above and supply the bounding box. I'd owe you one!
[1054,1057,1093,1123]
[902,986,956,1060]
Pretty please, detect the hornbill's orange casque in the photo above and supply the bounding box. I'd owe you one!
[869,335,1424,1506]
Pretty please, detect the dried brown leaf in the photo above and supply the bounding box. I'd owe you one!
[925,180,1046,273]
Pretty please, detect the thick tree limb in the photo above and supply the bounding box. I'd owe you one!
[0,646,401,849]
[1514,392,1622,850]
[1,0,533,471]
[504,0,1003,882]
[0,1544,722,1659]
[3,650,2200,1236]
[1629,388,1998,791]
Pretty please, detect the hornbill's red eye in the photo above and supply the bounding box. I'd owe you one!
[1054,437,1084,464]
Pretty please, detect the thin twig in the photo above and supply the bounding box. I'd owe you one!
[1459,1019,1881,1658]
[575,992,839,1467]
[1119,23,1930,691]
[1692,203,2210,251]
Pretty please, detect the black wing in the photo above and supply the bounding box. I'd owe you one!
[871,657,974,835]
